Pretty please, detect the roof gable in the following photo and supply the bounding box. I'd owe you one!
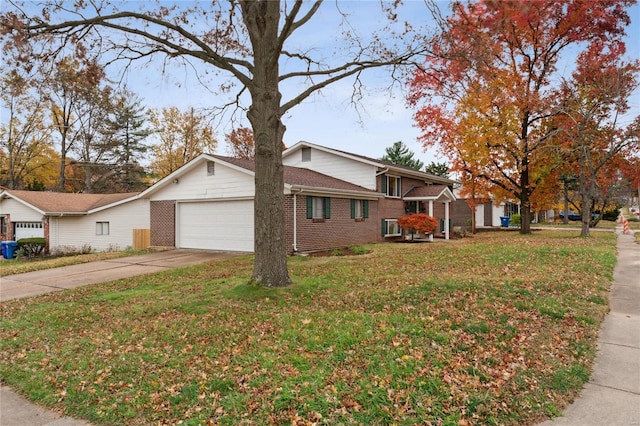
[0,188,139,215]
[213,155,378,196]
[403,185,456,202]
[284,141,457,186]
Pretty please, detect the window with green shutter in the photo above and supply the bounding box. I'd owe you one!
[308,196,330,220]
[351,199,369,220]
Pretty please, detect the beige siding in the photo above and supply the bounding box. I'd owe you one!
[49,199,150,252]
[150,161,254,201]
[283,148,377,190]
[0,198,43,221]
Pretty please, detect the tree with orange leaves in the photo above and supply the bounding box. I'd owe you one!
[555,44,639,236]
[410,0,634,234]
[397,213,438,240]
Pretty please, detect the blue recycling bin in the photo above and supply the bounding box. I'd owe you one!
[1,241,18,259]
[500,216,511,228]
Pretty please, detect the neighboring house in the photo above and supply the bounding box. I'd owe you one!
[0,188,150,253]
[141,142,458,254]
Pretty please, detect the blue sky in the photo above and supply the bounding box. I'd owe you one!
[107,1,640,165]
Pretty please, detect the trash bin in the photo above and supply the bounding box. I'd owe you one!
[500,216,510,228]
[2,241,18,259]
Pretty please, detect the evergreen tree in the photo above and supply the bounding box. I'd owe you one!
[380,141,424,171]
[424,162,450,178]
[105,91,152,191]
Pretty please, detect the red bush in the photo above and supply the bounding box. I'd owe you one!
[397,213,438,235]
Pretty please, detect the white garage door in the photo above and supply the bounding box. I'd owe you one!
[15,222,44,240]
[177,201,254,252]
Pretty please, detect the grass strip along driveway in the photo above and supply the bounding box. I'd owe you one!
[0,231,616,425]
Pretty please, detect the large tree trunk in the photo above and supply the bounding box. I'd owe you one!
[243,0,292,288]
[520,164,532,234]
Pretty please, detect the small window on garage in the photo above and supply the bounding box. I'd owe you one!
[207,161,215,176]
[96,222,110,235]
[0,216,6,235]
[301,147,311,162]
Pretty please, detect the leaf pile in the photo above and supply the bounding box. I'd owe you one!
[0,231,616,425]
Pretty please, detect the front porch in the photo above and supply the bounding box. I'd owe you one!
[402,185,456,240]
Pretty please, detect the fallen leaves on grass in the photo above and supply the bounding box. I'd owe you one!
[0,231,615,425]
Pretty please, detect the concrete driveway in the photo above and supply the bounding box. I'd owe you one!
[0,250,241,302]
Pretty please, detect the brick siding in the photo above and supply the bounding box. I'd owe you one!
[150,200,176,247]
[0,214,11,241]
[285,195,380,253]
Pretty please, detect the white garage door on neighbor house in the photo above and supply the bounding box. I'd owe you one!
[14,222,44,240]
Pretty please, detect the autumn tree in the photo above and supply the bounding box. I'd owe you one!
[2,1,428,287]
[0,68,55,189]
[409,0,634,234]
[149,107,217,178]
[45,56,107,191]
[226,127,255,159]
[381,141,424,171]
[556,46,639,236]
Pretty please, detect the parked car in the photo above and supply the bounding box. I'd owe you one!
[559,213,599,221]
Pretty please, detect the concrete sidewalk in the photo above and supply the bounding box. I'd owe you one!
[538,227,640,426]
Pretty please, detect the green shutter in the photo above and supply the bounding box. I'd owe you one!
[380,173,387,194]
[350,199,355,219]
[307,196,313,219]
[324,197,331,219]
[364,200,369,218]
[381,219,386,237]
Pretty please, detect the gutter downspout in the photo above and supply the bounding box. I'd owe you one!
[292,189,303,252]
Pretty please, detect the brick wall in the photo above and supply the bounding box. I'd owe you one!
[0,214,11,241]
[285,195,380,253]
[43,216,50,253]
[150,200,176,247]
[451,200,471,229]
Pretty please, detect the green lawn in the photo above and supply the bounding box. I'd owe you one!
[0,231,617,425]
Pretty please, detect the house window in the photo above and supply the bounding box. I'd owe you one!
[306,196,331,220]
[207,161,215,176]
[301,147,311,162]
[381,174,401,197]
[387,176,401,197]
[351,199,369,220]
[96,222,110,235]
[0,216,6,235]
[382,219,401,237]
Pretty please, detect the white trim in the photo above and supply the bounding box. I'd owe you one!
[0,191,46,216]
[288,185,382,199]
